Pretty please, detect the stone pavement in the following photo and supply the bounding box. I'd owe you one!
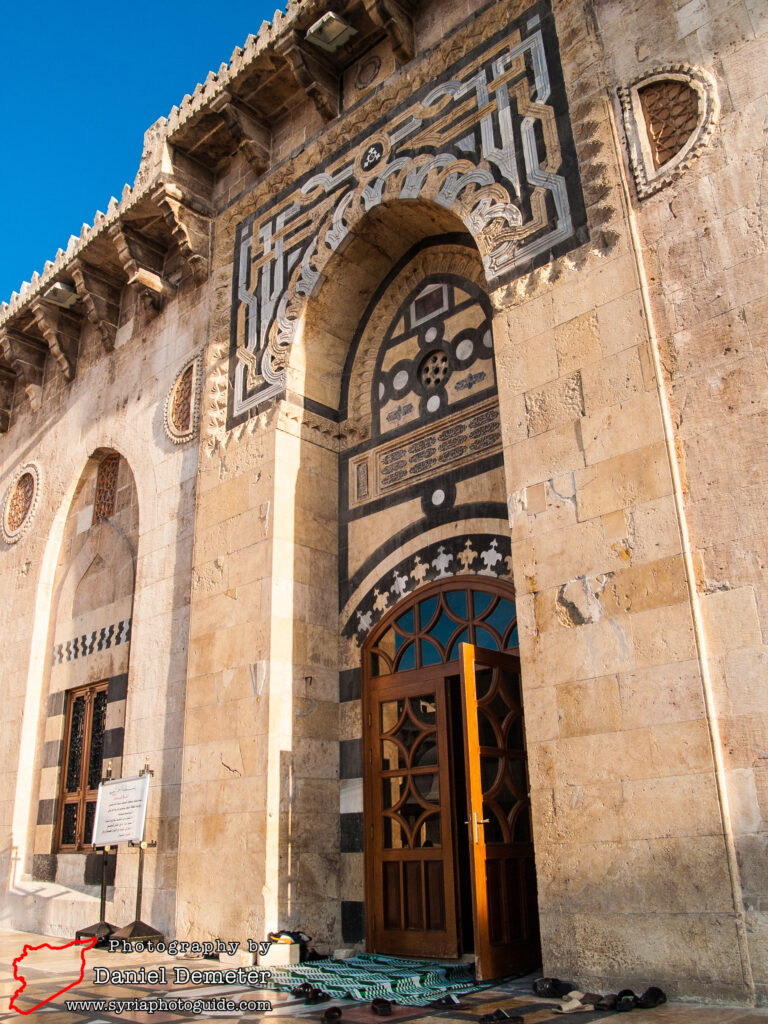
[1,930,766,1024]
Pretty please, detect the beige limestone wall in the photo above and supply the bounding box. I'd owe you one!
[454,0,768,1003]
[593,0,768,1002]
[0,273,206,938]
[172,0,766,1002]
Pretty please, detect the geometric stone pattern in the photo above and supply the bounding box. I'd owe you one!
[639,79,699,170]
[52,618,132,664]
[92,453,120,523]
[229,3,585,423]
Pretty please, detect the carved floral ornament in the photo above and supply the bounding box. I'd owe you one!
[163,352,203,444]
[2,463,41,544]
[619,64,719,199]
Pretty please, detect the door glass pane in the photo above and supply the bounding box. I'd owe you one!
[484,597,516,637]
[84,800,97,845]
[501,666,521,707]
[483,803,506,844]
[381,699,406,733]
[420,637,442,666]
[475,626,499,650]
[427,611,456,650]
[445,589,468,619]
[505,624,519,649]
[412,771,439,802]
[507,757,526,798]
[381,738,405,771]
[472,591,493,616]
[396,608,415,635]
[513,805,532,843]
[61,804,78,845]
[384,815,408,849]
[448,627,469,660]
[507,714,524,750]
[383,775,407,810]
[65,696,86,793]
[480,755,502,795]
[412,734,438,771]
[478,708,502,748]
[410,696,436,726]
[415,816,441,848]
[418,595,439,630]
[87,690,107,790]
[474,666,494,701]
[396,641,416,671]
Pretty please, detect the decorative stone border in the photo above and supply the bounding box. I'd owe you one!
[163,351,203,444]
[1,462,41,544]
[343,531,513,643]
[619,64,719,199]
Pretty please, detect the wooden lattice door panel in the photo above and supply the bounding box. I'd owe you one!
[460,644,541,979]
[365,671,460,957]
[57,681,108,850]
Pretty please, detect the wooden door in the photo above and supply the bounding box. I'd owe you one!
[460,644,541,979]
[365,670,460,957]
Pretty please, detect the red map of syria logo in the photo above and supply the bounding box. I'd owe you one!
[10,936,96,1014]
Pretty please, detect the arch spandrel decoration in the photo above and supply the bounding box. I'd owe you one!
[228,1,586,427]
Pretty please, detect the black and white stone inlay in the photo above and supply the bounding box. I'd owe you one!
[53,619,132,664]
[344,534,512,642]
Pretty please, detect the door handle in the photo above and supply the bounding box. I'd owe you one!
[464,811,490,844]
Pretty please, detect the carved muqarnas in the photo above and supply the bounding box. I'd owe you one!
[2,463,40,544]
[163,353,203,444]
[620,64,719,198]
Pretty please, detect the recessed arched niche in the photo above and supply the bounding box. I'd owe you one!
[620,64,719,198]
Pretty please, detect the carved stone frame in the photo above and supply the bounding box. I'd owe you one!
[2,462,41,545]
[163,351,204,444]
[619,64,719,199]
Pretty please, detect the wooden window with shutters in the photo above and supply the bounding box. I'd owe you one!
[56,682,108,851]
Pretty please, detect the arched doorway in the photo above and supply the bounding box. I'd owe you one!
[362,579,541,979]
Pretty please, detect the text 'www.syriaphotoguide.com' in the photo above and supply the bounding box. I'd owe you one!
[64,996,273,1014]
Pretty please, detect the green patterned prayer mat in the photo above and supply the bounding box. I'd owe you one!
[265,952,482,1005]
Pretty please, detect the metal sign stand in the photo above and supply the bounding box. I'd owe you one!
[109,758,164,945]
[75,763,116,944]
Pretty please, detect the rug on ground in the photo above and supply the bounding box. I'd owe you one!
[265,953,483,1005]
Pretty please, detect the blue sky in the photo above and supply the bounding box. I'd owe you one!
[1,1,281,303]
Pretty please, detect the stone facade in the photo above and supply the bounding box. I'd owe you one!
[1,0,767,1005]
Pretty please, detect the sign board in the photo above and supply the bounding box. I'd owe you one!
[92,774,150,846]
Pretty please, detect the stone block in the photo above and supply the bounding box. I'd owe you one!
[581,346,645,418]
[556,675,623,737]
[699,586,763,656]
[575,442,672,522]
[524,372,584,436]
[555,309,601,374]
[581,390,664,466]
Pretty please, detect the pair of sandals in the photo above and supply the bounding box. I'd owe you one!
[613,988,668,1012]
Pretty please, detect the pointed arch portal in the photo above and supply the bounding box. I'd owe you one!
[362,579,541,980]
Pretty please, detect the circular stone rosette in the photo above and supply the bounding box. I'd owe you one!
[2,463,41,544]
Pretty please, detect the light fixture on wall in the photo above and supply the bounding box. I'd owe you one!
[305,11,356,52]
